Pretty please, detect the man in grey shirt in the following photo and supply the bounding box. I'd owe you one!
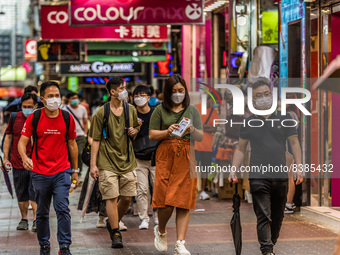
[64,92,88,175]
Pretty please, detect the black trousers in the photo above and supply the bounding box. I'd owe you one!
[250,179,288,255]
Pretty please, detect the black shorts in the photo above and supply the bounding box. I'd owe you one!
[195,151,213,178]
[13,168,35,202]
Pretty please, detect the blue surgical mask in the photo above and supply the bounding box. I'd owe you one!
[71,99,79,106]
[22,108,34,117]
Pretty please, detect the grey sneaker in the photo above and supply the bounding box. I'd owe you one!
[17,220,28,230]
[32,220,37,232]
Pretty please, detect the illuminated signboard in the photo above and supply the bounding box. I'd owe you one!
[60,62,142,76]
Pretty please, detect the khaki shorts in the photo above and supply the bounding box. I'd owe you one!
[98,170,137,200]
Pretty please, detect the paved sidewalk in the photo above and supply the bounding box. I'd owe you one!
[0,176,338,255]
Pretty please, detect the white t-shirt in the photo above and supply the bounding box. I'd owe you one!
[64,104,88,137]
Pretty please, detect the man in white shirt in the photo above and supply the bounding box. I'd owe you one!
[64,92,88,175]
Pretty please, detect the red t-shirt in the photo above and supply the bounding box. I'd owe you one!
[21,109,77,175]
[6,111,32,169]
[194,103,219,152]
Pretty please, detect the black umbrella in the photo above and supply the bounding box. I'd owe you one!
[0,156,14,199]
[230,181,242,255]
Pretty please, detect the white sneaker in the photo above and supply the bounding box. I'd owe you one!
[154,225,167,252]
[153,210,159,225]
[199,191,210,200]
[119,221,128,231]
[139,219,149,230]
[174,240,191,255]
[245,190,253,204]
[96,216,106,228]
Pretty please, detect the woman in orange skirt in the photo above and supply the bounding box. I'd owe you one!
[149,74,203,255]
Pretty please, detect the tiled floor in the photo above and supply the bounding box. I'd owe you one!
[0,175,338,255]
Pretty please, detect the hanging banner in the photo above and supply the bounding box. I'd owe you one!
[86,42,167,62]
[69,0,204,26]
[37,41,80,62]
[41,5,169,41]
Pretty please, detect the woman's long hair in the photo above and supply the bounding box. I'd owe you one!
[162,74,190,111]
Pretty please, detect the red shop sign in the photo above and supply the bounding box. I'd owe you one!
[25,39,37,60]
[41,5,169,41]
[69,0,204,26]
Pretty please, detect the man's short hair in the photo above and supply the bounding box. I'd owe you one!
[40,81,60,97]
[106,77,124,93]
[21,93,38,105]
[24,85,38,94]
[250,78,271,90]
[66,92,78,99]
[133,85,151,97]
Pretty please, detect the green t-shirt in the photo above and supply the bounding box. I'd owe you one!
[149,105,203,139]
[89,103,140,174]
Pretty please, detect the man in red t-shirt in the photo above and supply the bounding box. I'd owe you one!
[18,81,78,255]
[3,93,38,232]
[194,96,218,200]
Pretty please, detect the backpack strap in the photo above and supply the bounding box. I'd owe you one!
[31,109,42,160]
[61,110,71,142]
[10,112,17,134]
[102,102,110,139]
[123,101,131,162]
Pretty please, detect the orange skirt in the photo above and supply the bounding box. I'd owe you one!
[152,138,197,210]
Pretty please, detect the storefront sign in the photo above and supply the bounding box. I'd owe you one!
[262,12,279,44]
[37,41,80,62]
[25,39,37,60]
[69,0,204,26]
[86,42,167,62]
[68,77,79,92]
[60,62,142,76]
[41,5,169,41]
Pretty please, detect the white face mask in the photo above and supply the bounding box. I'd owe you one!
[171,93,185,104]
[255,96,273,110]
[44,97,61,111]
[134,97,147,107]
[117,89,129,101]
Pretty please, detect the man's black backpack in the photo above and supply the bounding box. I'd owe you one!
[102,101,132,162]
[31,109,71,160]
[1,112,17,153]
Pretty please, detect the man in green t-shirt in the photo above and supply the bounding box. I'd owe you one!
[90,77,140,249]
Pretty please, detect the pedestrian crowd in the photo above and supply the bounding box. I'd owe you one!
[1,75,305,255]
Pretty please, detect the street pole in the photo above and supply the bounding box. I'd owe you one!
[14,3,17,85]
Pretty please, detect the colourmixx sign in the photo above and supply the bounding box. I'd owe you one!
[69,0,204,26]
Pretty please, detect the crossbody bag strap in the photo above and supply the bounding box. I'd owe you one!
[123,102,131,162]
[204,107,214,125]
[66,106,84,132]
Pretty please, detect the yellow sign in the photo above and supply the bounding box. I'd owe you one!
[262,12,279,44]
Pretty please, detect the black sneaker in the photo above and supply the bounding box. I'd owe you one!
[58,246,72,255]
[32,220,37,232]
[17,220,28,230]
[40,245,50,255]
[111,231,123,249]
